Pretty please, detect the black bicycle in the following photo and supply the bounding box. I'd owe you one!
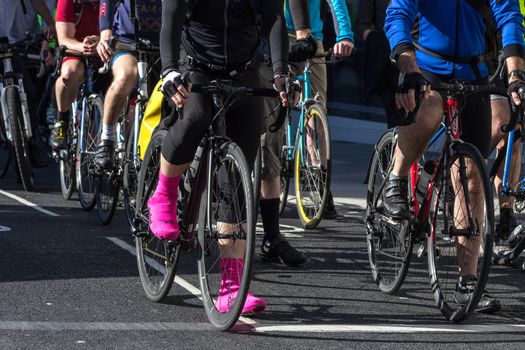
[134,80,279,330]
[0,35,46,191]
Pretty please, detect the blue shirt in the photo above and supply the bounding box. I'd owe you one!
[99,0,162,45]
[385,0,524,81]
[285,0,354,43]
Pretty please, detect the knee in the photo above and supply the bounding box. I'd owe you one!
[61,65,83,87]
[418,92,443,132]
[110,71,137,95]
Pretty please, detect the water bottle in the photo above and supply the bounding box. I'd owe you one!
[184,141,205,192]
[137,61,148,98]
[416,160,436,205]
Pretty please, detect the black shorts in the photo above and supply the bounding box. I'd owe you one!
[421,69,492,158]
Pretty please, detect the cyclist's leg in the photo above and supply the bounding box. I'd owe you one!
[491,97,520,239]
[51,57,85,149]
[95,52,138,169]
[149,68,213,239]
[455,86,500,312]
[259,64,307,266]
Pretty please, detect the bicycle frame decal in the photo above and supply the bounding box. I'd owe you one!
[447,98,460,140]
[502,128,516,193]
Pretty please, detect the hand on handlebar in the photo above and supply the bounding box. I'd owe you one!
[97,31,113,63]
[332,39,354,58]
[162,71,192,109]
[507,79,525,106]
[83,36,99,56]
[274,75,301,108]
[289,34,318,63]
[395,72,431,116]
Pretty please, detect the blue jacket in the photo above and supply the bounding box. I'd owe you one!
[385,0,524,81]
[285,0,354,43]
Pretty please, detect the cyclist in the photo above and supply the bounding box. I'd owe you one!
[152,0,297,315]
[94,0,162,169]
[50,0,100,150]
[490,0,525,245]
[285,0,354,219]
[0,0,56,167]
[384,0,525,313]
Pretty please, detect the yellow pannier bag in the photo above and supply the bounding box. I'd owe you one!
[138,79,163,160]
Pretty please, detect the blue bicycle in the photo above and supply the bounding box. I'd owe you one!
[278,51,333,229]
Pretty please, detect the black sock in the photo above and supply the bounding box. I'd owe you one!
[57,110,70,124]
[260,198,281,242]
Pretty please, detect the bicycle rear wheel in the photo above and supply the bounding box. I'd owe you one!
[428,142,493,322]
[59,119,77,200]
[365,130,413,294]
[123,124,140,229]
[6,88,33,191]
[197,142,255,331]
[135,129,179,302]
[252,144,261,216]
[77,96,102,211]
[279,127,291,215]
[294,103,331,228]
[96,169,120,225]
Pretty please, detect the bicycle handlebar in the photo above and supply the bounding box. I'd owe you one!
[432,82,508,96]
[98,36,160,74]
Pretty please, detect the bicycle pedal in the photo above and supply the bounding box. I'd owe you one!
[259,252,281,264]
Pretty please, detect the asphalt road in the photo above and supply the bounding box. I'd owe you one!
[0,142,524,350]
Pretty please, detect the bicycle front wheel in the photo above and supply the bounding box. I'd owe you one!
[365,130,413,294]
[77,95,102,211]
[6,88,33,191]
[59,119,77,200]
[135,129,179,302]
[294,103,331,228]
[428,142,494,322]
[123,124,140,229]
[197,142,255,331]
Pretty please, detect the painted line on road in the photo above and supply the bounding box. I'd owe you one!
[106,237,257,326]
[0,321,215,331]
[254,323,525,334]
[0,189,60,217]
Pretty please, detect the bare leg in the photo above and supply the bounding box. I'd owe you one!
[55,59,85,111]
[392,91,444,176]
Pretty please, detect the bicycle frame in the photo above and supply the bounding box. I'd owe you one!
[77,62,97,153]
[410,98,462,239]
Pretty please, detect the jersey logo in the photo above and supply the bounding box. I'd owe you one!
[100,3,107,17]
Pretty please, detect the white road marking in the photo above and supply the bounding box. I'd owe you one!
[106,237,257,326]
[0,225,12,232]
[254,323,525,334]
[0,189,60,217]
[256,223,304,238]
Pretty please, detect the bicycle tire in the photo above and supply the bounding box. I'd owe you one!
[77,95,102,211]
[95,170,120,225]
[294,103,331,228]
[135,129,179,302]
[6,88,33,191]
[123,123,140,229]
[252,144,261,217]
[279,127,291,216]
[365,130,413,294]
[0,145,11,179]
[197,142,255,331]
[428,142,494,322]
[59,119,77,200]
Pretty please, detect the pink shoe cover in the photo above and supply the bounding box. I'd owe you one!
[147,173,180,240]
[215,258,267,315]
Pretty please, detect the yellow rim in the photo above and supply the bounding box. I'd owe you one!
[295,108,324,223]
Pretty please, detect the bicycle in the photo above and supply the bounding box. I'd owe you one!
[0,35,47,191]
[488,98,525,267]
[53,48,104,211]
[95,37,160,225]
[365,81,504,322]
[278,50,334,228]
[133,80,279,330]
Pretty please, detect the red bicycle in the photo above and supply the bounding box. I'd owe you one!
[365,81,507,322]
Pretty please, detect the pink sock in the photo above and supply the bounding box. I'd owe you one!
[156,172,181,195]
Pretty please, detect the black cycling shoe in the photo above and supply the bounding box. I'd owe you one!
[382,175,408,220]
[453,275,501,314]
[261,236,307,267]
[495,208,517,243]
[94,140,115,170]
[323,191,338,219]
[50,121,68,149]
